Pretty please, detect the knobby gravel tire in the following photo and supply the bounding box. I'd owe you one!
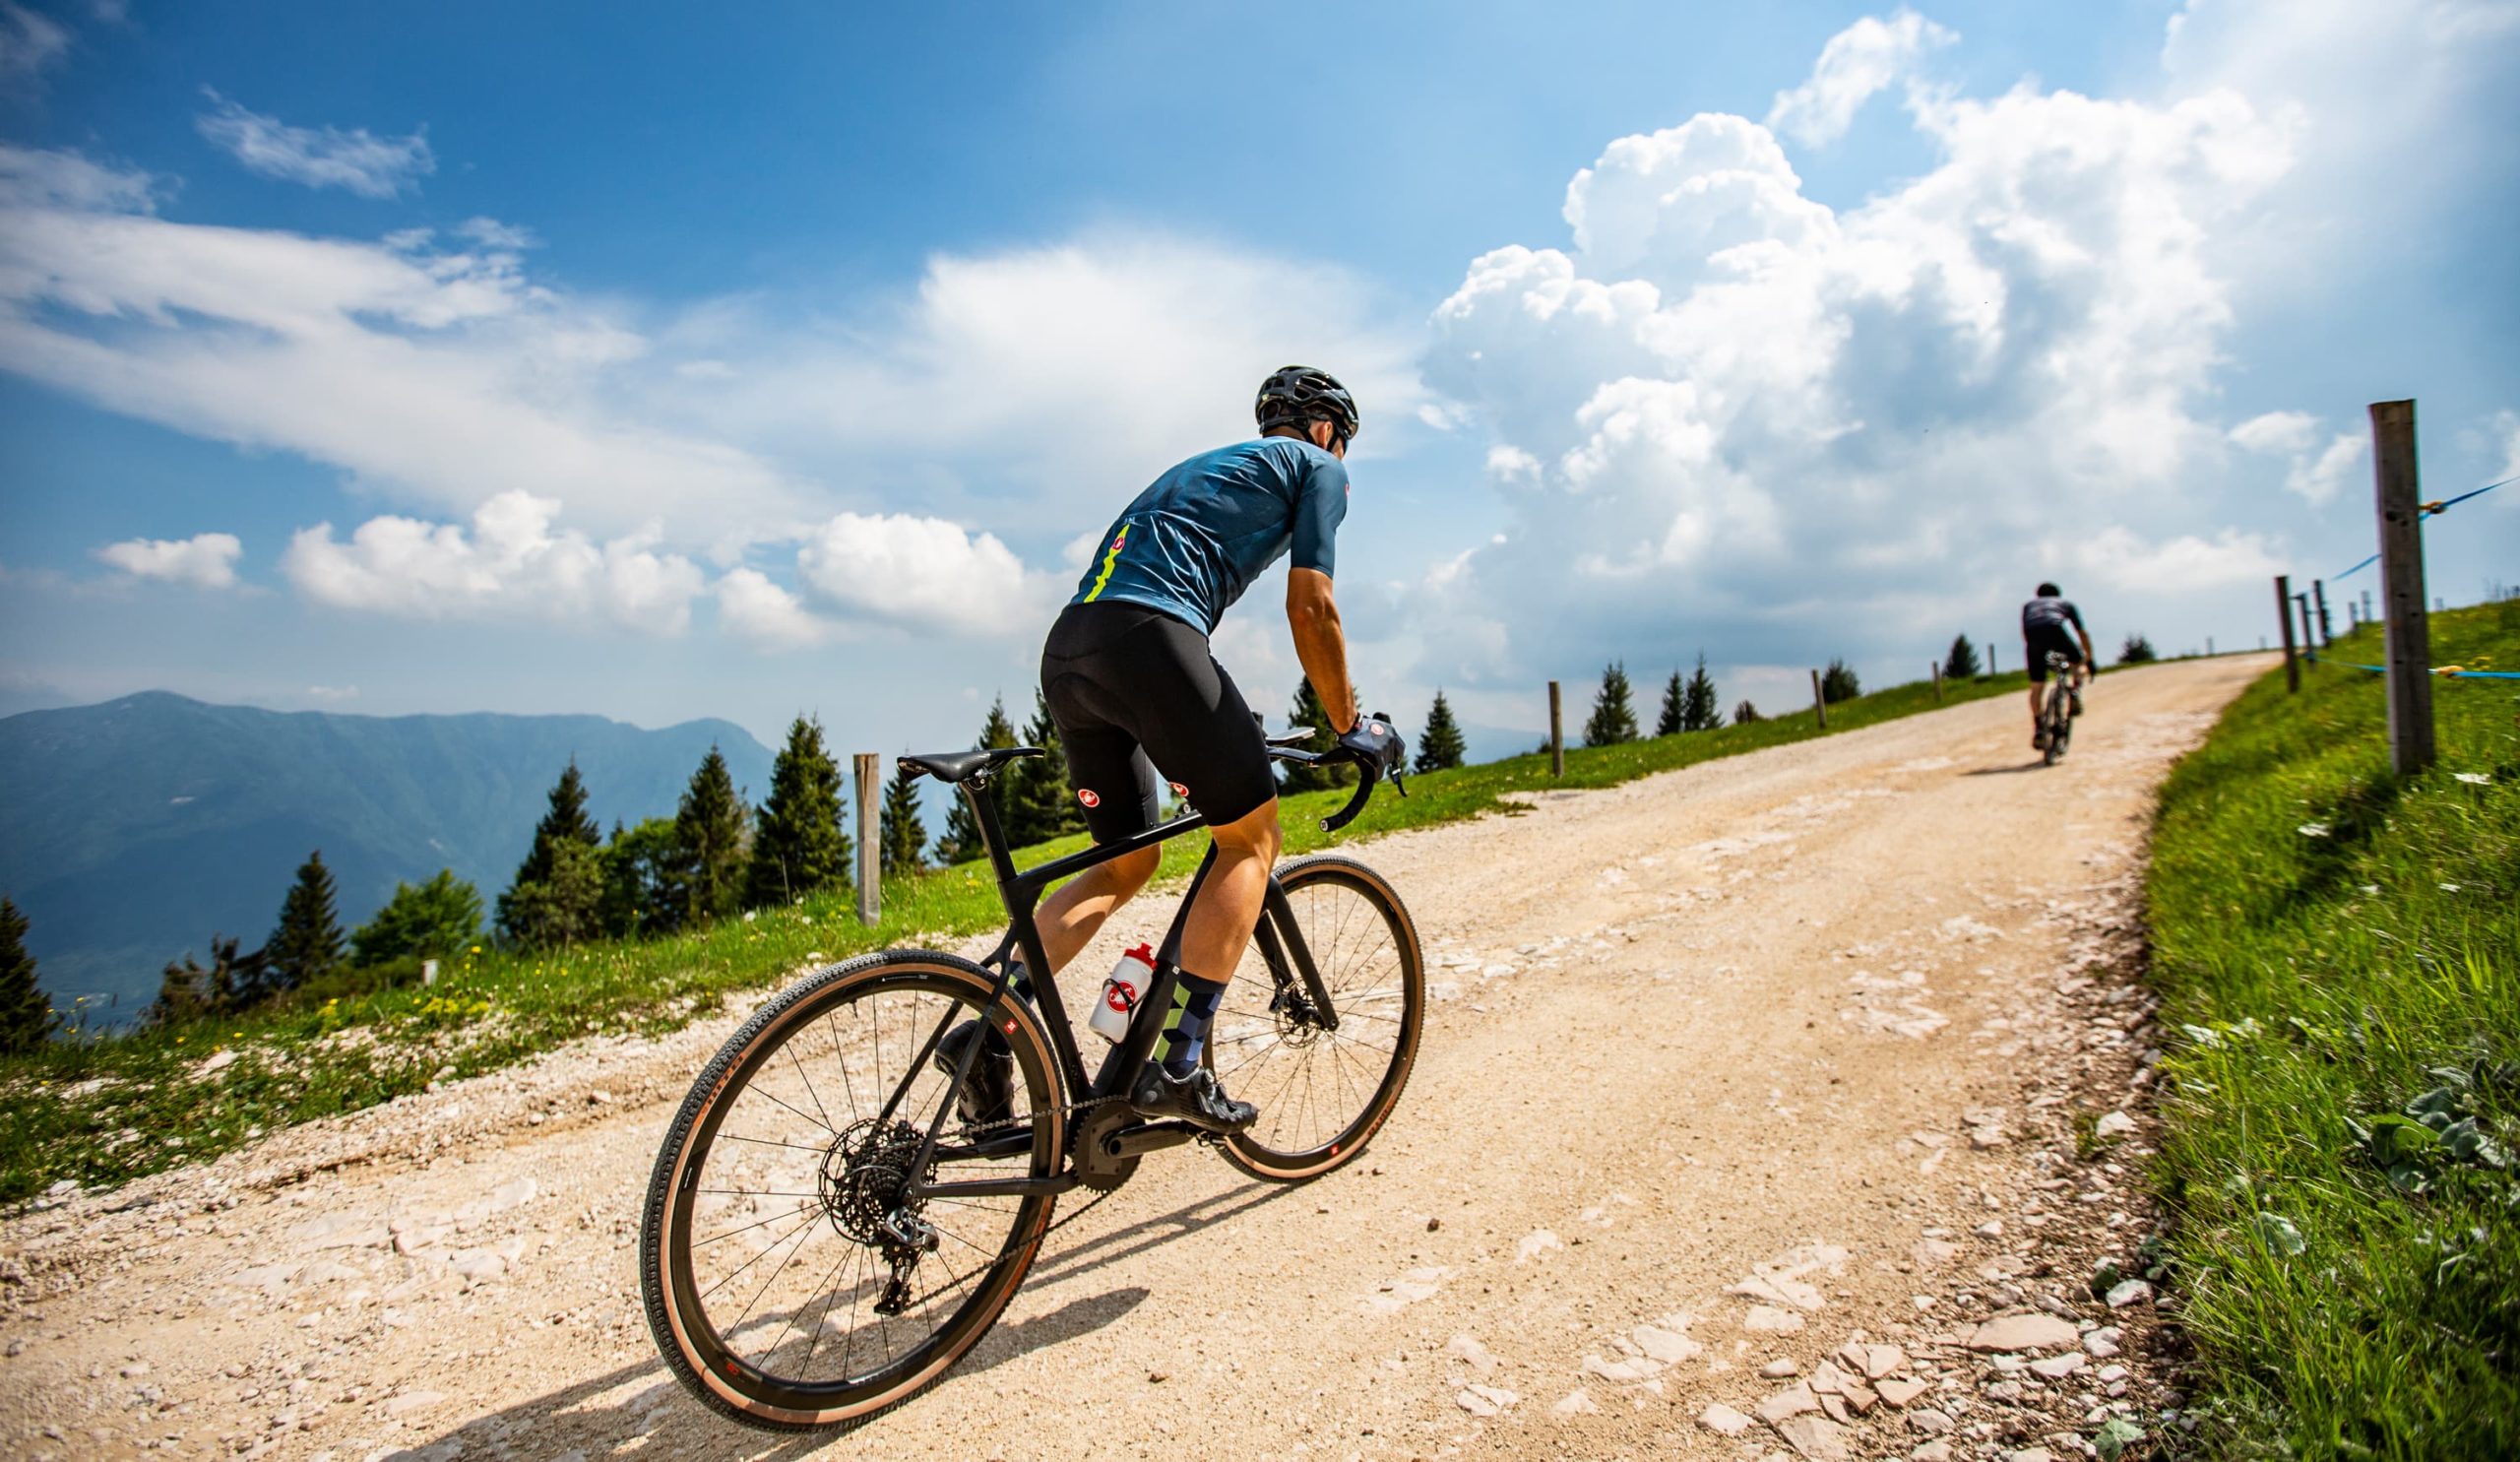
[641,950,1065,1432]
[1212,855,1423,1184]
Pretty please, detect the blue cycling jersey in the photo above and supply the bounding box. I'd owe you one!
[1071,438,1349,635]
[2022,596,2085,635]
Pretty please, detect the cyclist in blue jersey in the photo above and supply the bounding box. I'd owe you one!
[937,367,1403,1134]
[2022,582,2094,751]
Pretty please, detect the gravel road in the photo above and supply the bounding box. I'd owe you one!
[0,655,2270,1462]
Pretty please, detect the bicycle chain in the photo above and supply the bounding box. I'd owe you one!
[936,1094,1130,1245]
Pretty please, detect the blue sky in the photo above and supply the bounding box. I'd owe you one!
[3,0,2516,769]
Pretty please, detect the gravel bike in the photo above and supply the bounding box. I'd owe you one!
[641,733,1422,1431]
[2040,651,2081,765]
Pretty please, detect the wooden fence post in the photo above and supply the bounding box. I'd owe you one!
[2275,575,2300,692]
[1547,681,1564,779]
[2296,593,2315,661]
[1987,641,1998,677]
[1810,669,1828,730]
[2313,580,2333,647]
[853,753,881,925]
[1931,663,1943,703]
[2371,400,2435,775]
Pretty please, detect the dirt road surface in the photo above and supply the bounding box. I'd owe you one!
[0,656,2269,1462]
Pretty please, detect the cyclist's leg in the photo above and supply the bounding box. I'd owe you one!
[2026,641,2050,742]
[1177,797,1284,1007]
[1033,712,1165,975]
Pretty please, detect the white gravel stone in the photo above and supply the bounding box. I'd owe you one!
[2105,1279,2155,1308]
[1968,1313,2079,1352]
[1552,1388,1598,1416]
[1699,1401,1754,1434]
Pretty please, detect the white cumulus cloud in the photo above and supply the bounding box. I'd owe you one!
[2230,411,2365,504]
[280,491,706,634]
[194,91,435,198]
[94,532,243,590]
[2229,410,2320,456]
[714,567,836,651]
[1766,7,1956,147]
[1420,12,2300,684]
[795,512,1057,638]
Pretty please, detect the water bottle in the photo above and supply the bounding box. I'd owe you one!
[1090,943,1157,1044]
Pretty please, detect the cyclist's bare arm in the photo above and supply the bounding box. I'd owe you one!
[1288,567,1357,734]
[2078,625,2096,675]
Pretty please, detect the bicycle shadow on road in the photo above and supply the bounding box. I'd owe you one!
[1962,760,2054,777]
[385,1183,1291,1459]
[385,1285,1154,1461]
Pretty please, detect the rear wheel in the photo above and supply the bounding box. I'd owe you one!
[1210,856,1423,1182]
[642,952,1064,1431]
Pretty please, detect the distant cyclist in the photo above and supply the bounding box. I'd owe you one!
[2021,581,2095,751]
[939,366,1402,1134]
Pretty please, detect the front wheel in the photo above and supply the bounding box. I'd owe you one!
[1209,856,1424,1183]
[642,951,1065,1432]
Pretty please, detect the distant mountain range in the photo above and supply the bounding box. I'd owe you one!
[0,693,773,1023]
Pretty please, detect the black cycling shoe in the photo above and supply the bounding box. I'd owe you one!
[932,1020,1015,1128]
[1128,1065,1257,1134]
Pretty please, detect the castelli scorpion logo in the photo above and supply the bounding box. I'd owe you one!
[1077,788,1101,808]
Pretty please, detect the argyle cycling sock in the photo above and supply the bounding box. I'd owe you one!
[1162,974,1227,1078]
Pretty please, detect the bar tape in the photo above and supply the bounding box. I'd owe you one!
[2334,474,2517,580]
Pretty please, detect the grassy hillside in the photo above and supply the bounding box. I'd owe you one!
[0,666,2030,1204]
[2145,600,2518,1457]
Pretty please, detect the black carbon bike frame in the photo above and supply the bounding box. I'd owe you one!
[873,745,1392,1206]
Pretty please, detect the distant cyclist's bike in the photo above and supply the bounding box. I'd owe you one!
[2040,652,2081,765]
[641,733,1420,1431]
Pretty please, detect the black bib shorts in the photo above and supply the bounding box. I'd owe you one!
[2026,622,2083,681]
[1039,602,1278,844]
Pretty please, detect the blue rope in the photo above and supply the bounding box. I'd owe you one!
[2309,655,2520,680]
[2334,474,2517,580]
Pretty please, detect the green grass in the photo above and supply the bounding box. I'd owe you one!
[0,665,2031,1205]
[2144,599,2520,1459]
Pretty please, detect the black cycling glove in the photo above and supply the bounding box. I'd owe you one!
[1337,714,1405,778]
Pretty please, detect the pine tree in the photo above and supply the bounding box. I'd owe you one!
[933,697,1017,865]
[1280,680,1354,792]
[671,745,752,925]
[880,762,929,875]
[499,760,602,942]
[511,760,600,888]
[1682,653,1721,731]
[2118,633,2158,665]
[1415,690,1467,773]
[1943,634,1982,680]
[1732,699,1763,726]
[599,817,682,937]
[746,717,850,908]
[1583,662,1639,746]
[1821,658,1860,704]
[1002,691,1087,848]
[498,837,606,949]
[0,898,56,1055]
[153,934,268,1024]
[351,870,482,966]
[266,851,346,994]
[1656,669,1685,736]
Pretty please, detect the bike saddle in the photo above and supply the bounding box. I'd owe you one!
[899,746,1045,784]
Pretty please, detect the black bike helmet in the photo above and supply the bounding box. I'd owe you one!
[1255,365,1360,446]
